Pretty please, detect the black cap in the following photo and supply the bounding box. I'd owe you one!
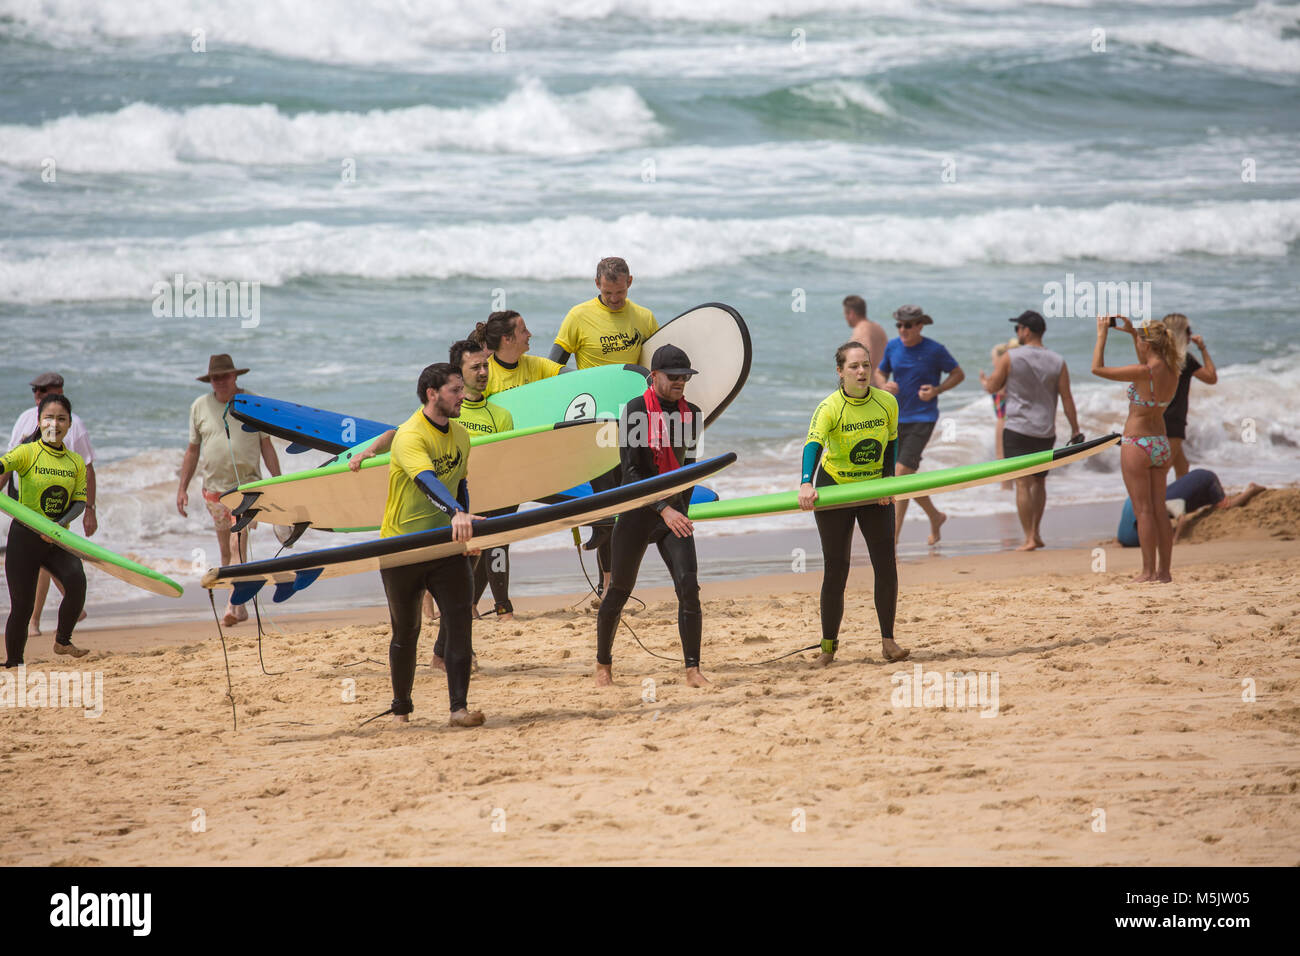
[650,344,697,376]
[1010,310,1046,335]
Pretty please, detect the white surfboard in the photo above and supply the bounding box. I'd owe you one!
[221,419,618,532]
[638,302,752,428]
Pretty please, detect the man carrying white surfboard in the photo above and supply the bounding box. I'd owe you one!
[595,345,709,689]
[550,256,660,593]
[379,362,483,727]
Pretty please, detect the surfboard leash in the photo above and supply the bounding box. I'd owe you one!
[207,590,238,732]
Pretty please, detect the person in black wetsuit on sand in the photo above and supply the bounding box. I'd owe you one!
[595,345,709,689]
[799,342,910,667]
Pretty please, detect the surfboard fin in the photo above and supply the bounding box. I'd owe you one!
[231,508,261,533]
[280,521,312,548]
[285,442,313,454]
[230,492,261,517]
[230,580,266,606]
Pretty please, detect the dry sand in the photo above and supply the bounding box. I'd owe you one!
[2,500,1298,866]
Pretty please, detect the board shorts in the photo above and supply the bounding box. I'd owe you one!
[895,421,936,471]
[202,489,233,527]
[1002,427,1056,460]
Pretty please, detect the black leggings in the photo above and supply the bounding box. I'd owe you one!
[596,505,701,667]
[589,466,621,578]
[5,520,86,665]
[469,505,515,613]
[813,470,897,649]
[381,555,473,715]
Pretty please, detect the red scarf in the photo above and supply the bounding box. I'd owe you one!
[643,386,692,475]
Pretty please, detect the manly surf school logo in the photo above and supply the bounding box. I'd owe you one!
[849,438,882,466]
[40,485,70,518]
[598,330,643,356]
[430,448,463,478]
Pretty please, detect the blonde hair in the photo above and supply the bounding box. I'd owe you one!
[1161,312,1190,344]
[1140,320,1185,373]
[991,336,1019,362]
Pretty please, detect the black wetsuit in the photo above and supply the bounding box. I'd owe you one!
[812,466,897,650]
[595,394,702,667]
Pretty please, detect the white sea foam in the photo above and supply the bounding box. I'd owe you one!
[0,81,661,172]
[3,199,1298,303]
[1120,3,1300,75]
[790,79,896,116]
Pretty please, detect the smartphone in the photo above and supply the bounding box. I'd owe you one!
[1108,317,1117,328]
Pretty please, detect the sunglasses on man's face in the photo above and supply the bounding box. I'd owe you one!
[31,386,47,394]
[896,322,918,330]
[664,374,689,383]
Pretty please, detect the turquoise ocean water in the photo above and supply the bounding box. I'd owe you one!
[1,0,1297,606]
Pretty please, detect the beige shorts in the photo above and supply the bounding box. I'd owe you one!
[202,489,233,528]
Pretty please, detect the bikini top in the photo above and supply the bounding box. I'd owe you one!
[1128,365,1171,408]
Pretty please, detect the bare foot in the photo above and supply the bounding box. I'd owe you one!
[1014,539,1040,552]
[391,713,410,725]
[684,666,711,687]
[1033,533,1045,549]
[497,612,514,621]
[928,512,947,546]
[53,641,90,658]
[813,651,835,668]
[430,653,446,672]
[1131,571,1154,583]
[1152,573,1172,584]
[594,663,613,686]
[882,638,910,662]
[449,709,485,727]
[221,609,239,627]
[27,625,41,638]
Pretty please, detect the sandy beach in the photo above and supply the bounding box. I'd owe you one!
[2,490,1297,867]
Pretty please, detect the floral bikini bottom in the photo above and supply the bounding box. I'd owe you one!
[1121,434,1171,467]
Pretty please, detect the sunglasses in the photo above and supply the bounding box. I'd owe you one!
[896,322,919,330]
[664,374,690,383]
[31,386,49,394]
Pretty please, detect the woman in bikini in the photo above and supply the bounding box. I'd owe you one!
[1092,315,1182,583]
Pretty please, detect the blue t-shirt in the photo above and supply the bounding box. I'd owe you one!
[877,337,960,423]
[1117,469,1224,546]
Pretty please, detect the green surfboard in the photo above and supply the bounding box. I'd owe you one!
[689,435,1119,520]
[487,363,648,424]
[0,494,183,598]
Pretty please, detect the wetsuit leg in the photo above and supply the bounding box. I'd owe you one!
[426,555,474,712]
[4,521,45,666]
[472,504,515,612]
[855,502,898,642]
[41,545,86,646]
[588,466,622,580]
[595,507,656,665]
[813,505,856,648]
[471,552,488,606]
[651,523,702,667]
[381,562,428,715]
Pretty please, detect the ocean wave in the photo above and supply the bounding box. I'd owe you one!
[3,199,1298,303]
[1120,2,1300,75]
[0,81,661,171]
[790,79,896,116]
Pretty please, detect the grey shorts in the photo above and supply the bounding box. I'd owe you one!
[896,421,936,471]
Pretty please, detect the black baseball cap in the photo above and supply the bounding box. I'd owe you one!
[1010,310,1046,335]
[650,345,697,376]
